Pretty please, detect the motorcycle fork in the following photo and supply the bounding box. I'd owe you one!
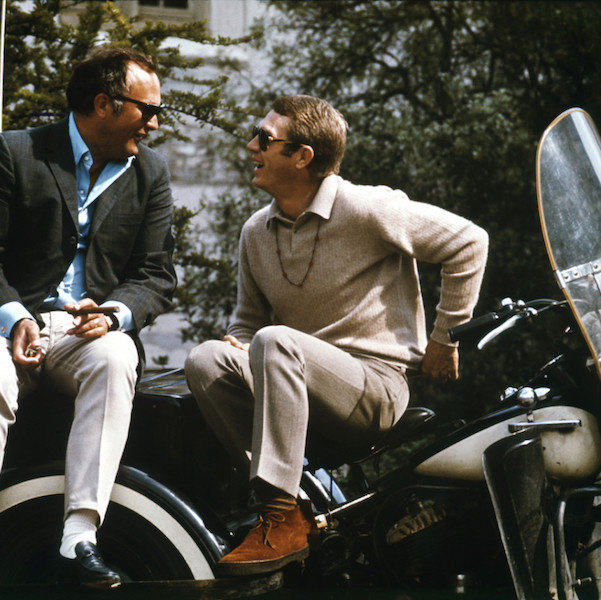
[553,485,601,600]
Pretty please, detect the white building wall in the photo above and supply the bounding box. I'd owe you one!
[206,0,264,37]
[62,1,263,38]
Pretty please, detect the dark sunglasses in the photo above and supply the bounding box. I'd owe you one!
[114,94,165,120]
[252,125,302,152]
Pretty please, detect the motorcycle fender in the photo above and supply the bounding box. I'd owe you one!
[483,429,551,600]
[415,406,601,482]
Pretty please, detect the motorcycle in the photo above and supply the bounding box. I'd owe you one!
[299,107,601,600]
[0,107,600,600]
[303,294,601,600]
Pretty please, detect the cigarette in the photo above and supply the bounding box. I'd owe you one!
[65,306,120,316]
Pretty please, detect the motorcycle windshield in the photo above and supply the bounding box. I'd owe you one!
[537,108,601,379]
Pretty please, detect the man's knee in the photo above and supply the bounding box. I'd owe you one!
[250,325,294,351]
[82,334,138,385]
[0,373,18,410]
[186,339,226,377]
[0,379,18,426]
[0,347,20,420]
[249,326,301,361]
[185,339,249,389]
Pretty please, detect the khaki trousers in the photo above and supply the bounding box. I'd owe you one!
[0,311,138,523]
[185,325,409,498]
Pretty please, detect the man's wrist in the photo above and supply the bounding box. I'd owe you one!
[101,301,132,332]
[104,314,119,332]
[0,301,36,338]
[10,317,36,339]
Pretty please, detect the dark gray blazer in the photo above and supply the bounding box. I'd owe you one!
[0,118,176,362]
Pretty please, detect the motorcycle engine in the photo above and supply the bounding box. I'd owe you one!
[374,489,509,588]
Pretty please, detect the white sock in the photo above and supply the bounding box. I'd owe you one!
[59,509,98,559]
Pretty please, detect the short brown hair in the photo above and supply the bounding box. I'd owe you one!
[271,95,347,178]
[67,46,158,115]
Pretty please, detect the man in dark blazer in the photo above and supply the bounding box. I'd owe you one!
[0,46,176,588]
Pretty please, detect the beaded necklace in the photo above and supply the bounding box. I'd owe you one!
[274,220,321,288]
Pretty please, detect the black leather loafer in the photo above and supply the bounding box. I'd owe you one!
[62,541,121,589]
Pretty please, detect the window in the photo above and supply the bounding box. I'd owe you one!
[139,0,189,8]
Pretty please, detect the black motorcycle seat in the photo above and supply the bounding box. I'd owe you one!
[374,406,436,452]
[307,406,437,470]
[355,406,437,463]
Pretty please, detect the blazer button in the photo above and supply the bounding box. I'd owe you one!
[69,236,77,245]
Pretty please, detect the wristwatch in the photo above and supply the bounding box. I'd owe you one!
[105,314,119,332]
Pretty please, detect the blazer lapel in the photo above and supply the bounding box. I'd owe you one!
[89,168,134,240]
[45,119,79,231]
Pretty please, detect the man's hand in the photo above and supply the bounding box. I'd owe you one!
[65,299,110,339]
[223,335,250,351]
[421,339,459,382]
[12,318,43,368]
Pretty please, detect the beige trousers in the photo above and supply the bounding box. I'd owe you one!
[185,325,409,498]
[0,311,138,523]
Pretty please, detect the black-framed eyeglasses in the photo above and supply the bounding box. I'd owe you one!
[252,125,301,152]
[114,94,165,120]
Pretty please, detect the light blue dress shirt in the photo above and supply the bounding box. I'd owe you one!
[0,113,135,337]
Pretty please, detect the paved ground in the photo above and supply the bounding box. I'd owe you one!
[137,181,206,369]
[139,311,196,369]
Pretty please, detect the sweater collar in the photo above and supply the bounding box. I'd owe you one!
[266,174,338,228]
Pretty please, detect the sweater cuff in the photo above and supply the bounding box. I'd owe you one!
[430,325,458,347]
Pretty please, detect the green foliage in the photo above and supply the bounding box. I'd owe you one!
[9,0,601,410]
[2,0,261,350]
[261,0,601,410]
[2,0,259,135]
[174,190,265,341]
[177,0,601,413]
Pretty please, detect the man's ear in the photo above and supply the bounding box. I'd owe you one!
[295,145,315,170]
[93,93,113,118]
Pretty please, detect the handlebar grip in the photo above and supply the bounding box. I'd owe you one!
[449,312,500,343]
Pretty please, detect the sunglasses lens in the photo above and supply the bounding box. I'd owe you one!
[259,130,269,151]
[139,105,162,121]
[252,126,269,151]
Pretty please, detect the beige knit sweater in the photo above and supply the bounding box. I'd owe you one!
[227,175,488,368]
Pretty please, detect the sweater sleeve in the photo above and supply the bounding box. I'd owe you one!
[226,225,272,343]
[369,188,489,345]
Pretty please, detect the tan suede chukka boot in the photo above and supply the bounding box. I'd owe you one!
[216,500,317,576]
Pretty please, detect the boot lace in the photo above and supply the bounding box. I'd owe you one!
[253,510,286,549]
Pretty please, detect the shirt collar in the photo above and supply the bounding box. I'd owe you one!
[69,112,89,166]
[266,174,339,228]
[68,112,135,169]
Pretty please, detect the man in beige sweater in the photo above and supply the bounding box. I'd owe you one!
[185,95,488,576]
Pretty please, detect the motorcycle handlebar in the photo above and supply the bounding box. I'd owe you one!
[448,312,503,343]
[448,299,564,345]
